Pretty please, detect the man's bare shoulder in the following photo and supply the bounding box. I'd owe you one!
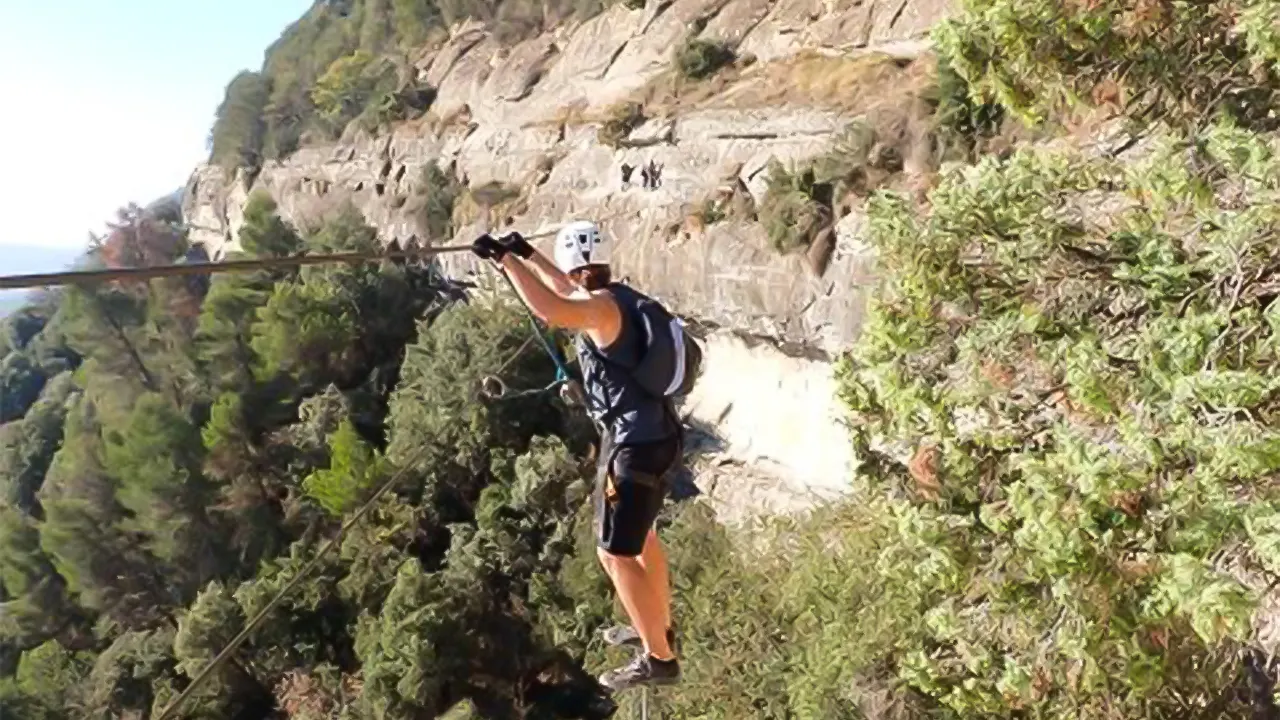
[582,286,623,343]
[584,286,622,313]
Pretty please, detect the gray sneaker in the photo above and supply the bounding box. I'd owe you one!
[598,653,681,693]
[601,624,678,653]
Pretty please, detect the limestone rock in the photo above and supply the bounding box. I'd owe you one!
[185,0,942,355]
[680,330,855,494]
[483,34,560,103]
[701,0,775,46]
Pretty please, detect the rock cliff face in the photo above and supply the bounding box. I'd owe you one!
[183,0,952,519]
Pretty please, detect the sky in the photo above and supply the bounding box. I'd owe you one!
[0,0,313,259]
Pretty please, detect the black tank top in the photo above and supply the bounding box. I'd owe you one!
[574,283,678,445]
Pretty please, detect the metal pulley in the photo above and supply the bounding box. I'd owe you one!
[559,378,586,407]
[479,375,508,400]
[478,375,583,404]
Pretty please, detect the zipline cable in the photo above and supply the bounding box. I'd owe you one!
[0,246,476,291]
[0,203,683,291]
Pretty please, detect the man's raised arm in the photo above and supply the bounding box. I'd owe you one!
[499,232,577,297]
[470,234,618,335]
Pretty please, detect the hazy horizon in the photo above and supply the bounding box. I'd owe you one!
[0,0,312,253]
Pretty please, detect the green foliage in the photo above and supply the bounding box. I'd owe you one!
[209,71,271,172]
[0,373,73,516]
[2,187,602,718]
[252,277,363,387]
[103,392,223,583]
[386,297,575,478]
[311,50,384,134]
[407,162,462,242]
[674,36,736,80]
[691,196,726,226]
[81,628,179,718]
[249,204,393,390]
[393,0,445,49]
[198,191,304,394]
[38,397,173,626]
[759,117,920,254]
[929,53,1006,159]
[12,640,93,717]
[355,435,605,717]
[833,124,1280,716]
[934,0,1280,131]
[0,507,80,654]
[358,76,437,133]
[758,159,830,253]
[806,119,918,202]
[258,3,364,158]
[303,418,387,516]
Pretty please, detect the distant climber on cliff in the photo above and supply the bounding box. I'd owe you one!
[621,163,635,190]
[470,220,702,693]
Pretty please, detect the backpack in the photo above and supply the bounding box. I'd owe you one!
[593,284,704,401]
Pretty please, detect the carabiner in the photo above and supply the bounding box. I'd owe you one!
[480,375,508,400]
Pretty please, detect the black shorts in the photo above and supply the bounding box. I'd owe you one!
[593,434,680,557]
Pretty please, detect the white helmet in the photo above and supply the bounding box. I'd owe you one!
[554,220,610,273]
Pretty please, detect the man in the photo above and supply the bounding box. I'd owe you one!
[471,221,682,692]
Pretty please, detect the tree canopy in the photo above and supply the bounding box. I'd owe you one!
[13,0,1280,718]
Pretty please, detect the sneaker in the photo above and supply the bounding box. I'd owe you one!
[601,624,678,654]
[598,653,681,693]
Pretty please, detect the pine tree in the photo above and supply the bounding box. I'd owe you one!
[197,191,303,395]
[38,399,172,628]
[103,393,227,597]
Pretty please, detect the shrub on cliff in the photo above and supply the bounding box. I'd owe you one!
[928,54,1005,160]
[933,0,1280,132]
[209,71,270,172]
[311,51,388,137]
[407,163,462,242]
[835,124,1280,717]
[758,159,830,253]
[674,36,736,80]
[596,101,646,148]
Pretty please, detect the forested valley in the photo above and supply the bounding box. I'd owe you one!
[11,0,1280,718]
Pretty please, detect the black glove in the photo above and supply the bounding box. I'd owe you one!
[471,234,507,262]
[499,231,535,259]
